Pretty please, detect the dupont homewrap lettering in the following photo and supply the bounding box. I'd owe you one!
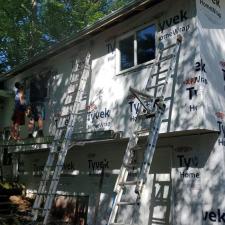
[200,0,221,18]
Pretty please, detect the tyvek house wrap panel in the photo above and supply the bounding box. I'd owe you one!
[86,0,203,137]
[196,1,225,225]
[3,0,202,138]
[197,0,225,133]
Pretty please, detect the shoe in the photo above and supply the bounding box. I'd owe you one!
[37,130,44,137]
[9,135,17,141]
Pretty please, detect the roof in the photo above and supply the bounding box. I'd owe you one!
[0,0,162,81]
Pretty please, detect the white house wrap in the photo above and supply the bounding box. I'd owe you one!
[0,0,225,224]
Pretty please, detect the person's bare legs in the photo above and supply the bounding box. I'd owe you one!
[10,123,16,140]
[28,119,35,138]
[37,115,44,137]
[13,123,20,140]
[38,117,43,130]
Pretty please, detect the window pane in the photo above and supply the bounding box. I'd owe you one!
[137,25,155,64]
[120,36,134,70]
[30,72,50,102]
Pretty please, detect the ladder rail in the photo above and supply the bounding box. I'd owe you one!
[32,76,75,217]
[42,121,80,221]
[113,127,139,193]
[135,110,163,194]
[108,107,141,223]
[32,141,59,220]
[160,38,182,99]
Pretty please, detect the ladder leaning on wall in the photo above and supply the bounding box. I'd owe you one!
[31,52,91,225]
[107,35,182,225]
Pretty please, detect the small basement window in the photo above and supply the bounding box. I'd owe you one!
[118,24,155,72]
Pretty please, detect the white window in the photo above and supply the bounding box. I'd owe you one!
[118,24,156,72]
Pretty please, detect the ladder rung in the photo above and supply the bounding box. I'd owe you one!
[126,168,139,173]
[58,114,70,118]
[63,101,76,106]
[56,164,64,167]
[68,91,79,95]
[155,180,171,184]
[73,66,90,73]
[70,80,79,84]
[163,43,176,51]
[123,163,138,168]
[137,112,155,119]
[50,149,59,153]
[64,101,83,107]
[119,180,137,186]
[51,178,60,181]
[110,223,128,225]
[135,129,149,135]
[147,82,165,89]
[164,97,172,101]
[34,193,48,197]
[40,179,51,184]
[32,206,43,210]
[59,115,70,119]
[56,125,67,129]
[158,76,167,82]
[130,145,143,151]
[59,113,79,118]
[117,201,140,206]
[68,87,84,94]
[40,178,51,183]
[157,54,173,63]
[151,69,168,77]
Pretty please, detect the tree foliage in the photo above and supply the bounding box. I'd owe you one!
[0,0,133,73]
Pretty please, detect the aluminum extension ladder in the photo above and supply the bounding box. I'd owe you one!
[31,52,91,225]
[107,35,182,225]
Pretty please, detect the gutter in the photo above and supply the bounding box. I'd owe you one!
[0,0,161,81]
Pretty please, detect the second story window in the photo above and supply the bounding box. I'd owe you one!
[119,24,156,72]
[30,71,51,102]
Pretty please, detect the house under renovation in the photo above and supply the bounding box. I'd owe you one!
[1,0,225,224]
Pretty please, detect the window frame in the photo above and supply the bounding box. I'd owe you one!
[116,23,156,75]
